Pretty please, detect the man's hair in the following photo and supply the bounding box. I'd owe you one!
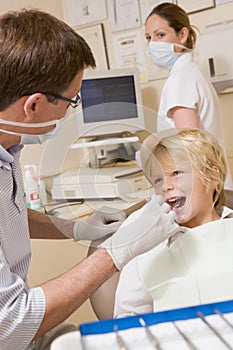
[141,128,227,208]
[0,8,96,111]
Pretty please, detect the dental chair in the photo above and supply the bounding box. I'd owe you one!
[88,190,233,320]
[225,189,233,209]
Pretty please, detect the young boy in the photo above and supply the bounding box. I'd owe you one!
[114,128,233,317]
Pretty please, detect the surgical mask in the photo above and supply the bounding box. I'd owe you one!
[148,42,189,71]
[0,118,60,137]
[21,116,68,144]
[0,109,70,138]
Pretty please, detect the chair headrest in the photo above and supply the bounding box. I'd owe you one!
[225,190,233,210]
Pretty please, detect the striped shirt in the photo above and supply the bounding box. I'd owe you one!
[0,144,46,350]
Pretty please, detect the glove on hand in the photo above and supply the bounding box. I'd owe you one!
[100,194,185,270]
[73,206,126,241]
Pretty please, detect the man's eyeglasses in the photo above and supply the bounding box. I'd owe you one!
[41,92,82,108]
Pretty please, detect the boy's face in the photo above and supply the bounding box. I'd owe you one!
[150,152,216,228]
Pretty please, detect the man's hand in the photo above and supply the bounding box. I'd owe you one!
[100,194,185,270]
[73,206,126,241]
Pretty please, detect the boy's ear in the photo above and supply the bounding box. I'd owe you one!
[23,93,44,120]
[211,166,220,189]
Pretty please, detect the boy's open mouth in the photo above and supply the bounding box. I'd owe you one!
[166,196,186,210]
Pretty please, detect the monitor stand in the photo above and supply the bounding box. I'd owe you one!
[70,135,139,150]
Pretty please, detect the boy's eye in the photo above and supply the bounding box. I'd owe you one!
[145,35,151,42]
[154,177,163,186]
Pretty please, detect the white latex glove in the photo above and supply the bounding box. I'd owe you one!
[135,150,142,169]
[100,194,185,270]
[73,206,126,241]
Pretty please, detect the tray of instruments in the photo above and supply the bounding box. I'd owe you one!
[79,299,233,349]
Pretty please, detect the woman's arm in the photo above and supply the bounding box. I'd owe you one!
[169,106,200,129]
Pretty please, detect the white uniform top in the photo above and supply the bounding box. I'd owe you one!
[114,207,233,318]
[157,52,233,190]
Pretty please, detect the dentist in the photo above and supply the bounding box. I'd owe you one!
[0,8,181,350]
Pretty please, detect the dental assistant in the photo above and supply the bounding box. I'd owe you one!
[145,2,232,189]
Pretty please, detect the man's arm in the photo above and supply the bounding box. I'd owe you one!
[32,195,183,339]
[34,248,116,338]
[27,208,73,239]
[28,205,127,241]
[28,201,146,240]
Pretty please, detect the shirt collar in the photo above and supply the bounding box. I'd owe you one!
[0,144,23,164]
[170,52,193,74]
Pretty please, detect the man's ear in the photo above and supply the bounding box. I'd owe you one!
[23,93,44,120]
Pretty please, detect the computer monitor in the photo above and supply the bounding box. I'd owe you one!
[76,67,145,138]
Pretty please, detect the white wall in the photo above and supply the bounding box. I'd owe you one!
[0,0,63,18]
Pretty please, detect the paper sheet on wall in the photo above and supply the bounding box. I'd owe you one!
[112,29,148,82]
[216,0,233,4]
[139,0,175,23]
[177,0,215,14]
[62,0,107,27]
[77,24,109,70]
[107,0,141,32]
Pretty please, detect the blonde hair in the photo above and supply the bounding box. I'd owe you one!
[141,129,227,207]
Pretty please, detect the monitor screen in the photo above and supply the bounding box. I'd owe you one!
[76,68,145,138]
